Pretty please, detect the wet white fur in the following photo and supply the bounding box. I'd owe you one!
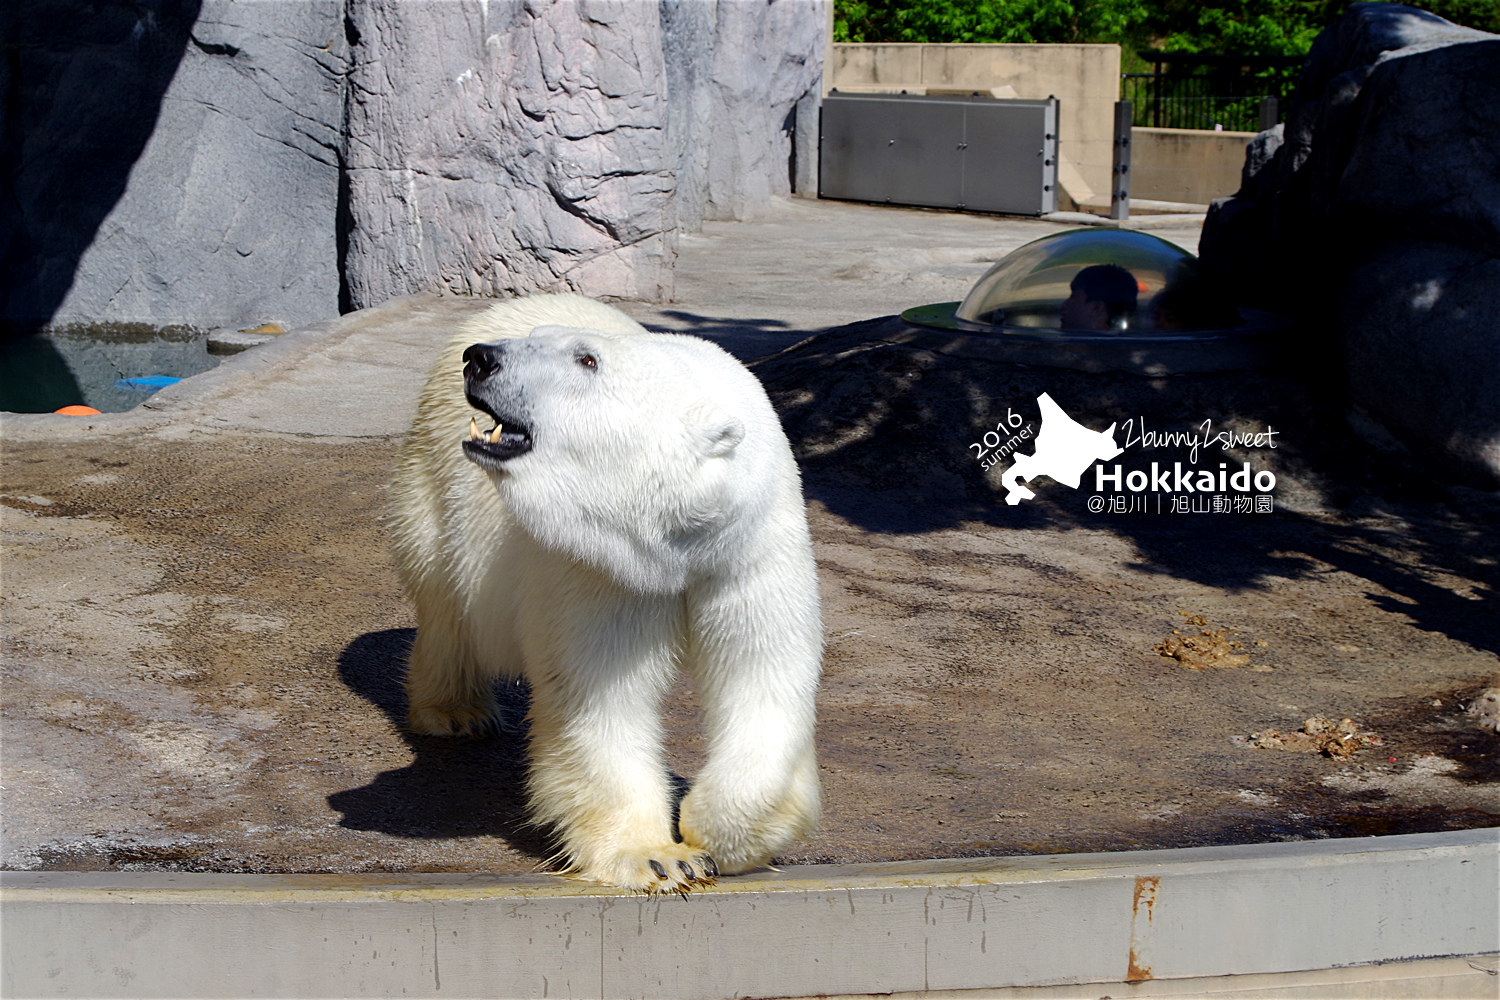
[387,294,822,891]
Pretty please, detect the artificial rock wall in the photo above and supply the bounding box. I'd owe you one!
[1,0,825,333]
[1199,2,1500,487]
[1,1,347,333]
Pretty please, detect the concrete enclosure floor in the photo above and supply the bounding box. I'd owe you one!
[2,198,1496,875]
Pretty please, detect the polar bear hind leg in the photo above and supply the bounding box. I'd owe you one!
[403,595,502,736]
[391,517,507,735]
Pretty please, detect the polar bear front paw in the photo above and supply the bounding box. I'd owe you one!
[405,698,501,737]
[576,844,719,894]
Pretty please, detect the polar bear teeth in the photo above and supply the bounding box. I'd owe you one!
[467,418,504,444]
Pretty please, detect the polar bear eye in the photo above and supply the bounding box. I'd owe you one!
[577,353,598,370]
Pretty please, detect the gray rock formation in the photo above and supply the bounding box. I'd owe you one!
[665,0,825,217]
[1341,241,1500,483]
[1335,39,1500,257]
[1200,2,1500,487]
[342,0,680,307]
[2,0,347,333]
[692,0,823,221]
[3,0,827,333]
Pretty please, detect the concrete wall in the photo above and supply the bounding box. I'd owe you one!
[3,831,1494,999]
[828,43,1120,209]
[1131,126,1256,206]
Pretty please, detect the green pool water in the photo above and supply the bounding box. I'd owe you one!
[1,324,221,413]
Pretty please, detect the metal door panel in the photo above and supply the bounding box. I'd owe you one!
[820,93,1055,216]
[962,103,1051,215]
[885,100,965,208]
[819,97,894,203]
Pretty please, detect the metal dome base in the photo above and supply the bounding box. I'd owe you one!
[896,302,1287,375]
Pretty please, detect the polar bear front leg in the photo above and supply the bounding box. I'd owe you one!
[678,560,823,874]
[521,581,717,893]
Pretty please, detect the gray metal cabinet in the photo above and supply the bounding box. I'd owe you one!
[820,93,1058,216]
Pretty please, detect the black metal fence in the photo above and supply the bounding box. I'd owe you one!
[1123,51,1304,132]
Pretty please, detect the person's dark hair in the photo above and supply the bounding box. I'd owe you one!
[1070,264,1138,320]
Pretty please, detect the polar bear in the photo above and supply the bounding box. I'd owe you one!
[387,294,822,892]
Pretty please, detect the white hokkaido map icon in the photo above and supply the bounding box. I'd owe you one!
[1001,393,1123,505]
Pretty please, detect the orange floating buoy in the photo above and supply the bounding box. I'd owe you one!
[54,405,102,415]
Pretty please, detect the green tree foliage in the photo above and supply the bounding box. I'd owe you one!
[834,0,1500,53]
[833,0,1148,44]
[1150,0,1342,54]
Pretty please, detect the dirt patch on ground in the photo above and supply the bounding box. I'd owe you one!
[1247,716,1383,759]
[3,323,1497,873]
[1154,613,1253,670]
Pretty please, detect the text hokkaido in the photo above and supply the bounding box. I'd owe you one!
[1093,461,1277,494]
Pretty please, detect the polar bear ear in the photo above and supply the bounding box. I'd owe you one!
[690,406,745,457]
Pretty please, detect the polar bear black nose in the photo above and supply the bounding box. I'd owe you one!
[463,343,505,379]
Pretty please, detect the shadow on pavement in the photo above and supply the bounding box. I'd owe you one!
[639,309,812,361]
[327,628,555,858]
[751,318,1500,660]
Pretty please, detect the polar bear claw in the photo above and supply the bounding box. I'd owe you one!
[572,845,718,895]
[405,699,500,737]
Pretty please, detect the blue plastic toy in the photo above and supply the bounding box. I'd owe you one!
[115,375,183,391]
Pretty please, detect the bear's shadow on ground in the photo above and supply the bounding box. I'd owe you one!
[326,628,557,859]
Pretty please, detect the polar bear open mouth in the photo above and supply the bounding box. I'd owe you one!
[461,406,533,466]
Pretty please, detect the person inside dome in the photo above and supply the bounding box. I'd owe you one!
[1058,263,1138,331]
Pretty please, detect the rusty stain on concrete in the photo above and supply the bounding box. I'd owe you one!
[1126,874,1161,982]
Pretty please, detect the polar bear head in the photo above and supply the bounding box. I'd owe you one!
[461,325,795,594]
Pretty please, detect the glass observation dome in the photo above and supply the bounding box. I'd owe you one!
[898,228,1285,373]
